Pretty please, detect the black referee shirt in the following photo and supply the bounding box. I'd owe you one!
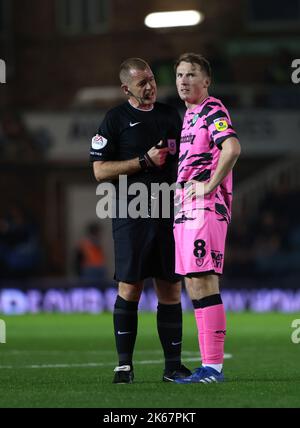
[90,101,182,193]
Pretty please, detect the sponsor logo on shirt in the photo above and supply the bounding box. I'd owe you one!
[180,134,196,145]
[91,134,108,150]
[213,118,228,132]
[211,250,224,268]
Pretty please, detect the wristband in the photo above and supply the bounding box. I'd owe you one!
[144,153,156,168]
[139,156,148,171]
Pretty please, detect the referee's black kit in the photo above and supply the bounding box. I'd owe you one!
[90,101,182,283]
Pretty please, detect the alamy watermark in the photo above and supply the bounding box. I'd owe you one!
[291,319,300,344]
[0,319,6,343]
[0,59,6,83]
[291,59,300,84]
[96,175,205,229]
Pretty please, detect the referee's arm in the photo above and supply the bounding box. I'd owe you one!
[93,159,141,181]
[93,145,168,181]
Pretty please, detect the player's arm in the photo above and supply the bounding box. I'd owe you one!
[93,144,169,182]
[205,137,241,194]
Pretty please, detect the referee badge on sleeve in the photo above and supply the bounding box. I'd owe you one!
[213,118,228,132]
[91,134,108,150]
[167,139,177,155]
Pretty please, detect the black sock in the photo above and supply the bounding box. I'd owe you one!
[113,295,138,368]
[192,293,223,309]
[157,302,182,371]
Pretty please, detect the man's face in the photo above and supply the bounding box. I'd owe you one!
[126,67,157,105]
[176,61,210,106]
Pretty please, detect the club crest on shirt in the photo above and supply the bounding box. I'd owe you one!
[192,114,200,126]
[167,139,177,155]
[196,257,204,267]
[213,118,228,132]
[91,134,108,150]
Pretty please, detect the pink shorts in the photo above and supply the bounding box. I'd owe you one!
[174,205,228,276]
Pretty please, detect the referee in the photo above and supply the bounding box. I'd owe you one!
[90,58,191,383]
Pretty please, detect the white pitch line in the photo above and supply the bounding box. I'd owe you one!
[0,354,232,370]
[0,350,228,356]
[0,349,183,355]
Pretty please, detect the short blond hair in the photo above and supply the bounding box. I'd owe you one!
[119,58,150,84]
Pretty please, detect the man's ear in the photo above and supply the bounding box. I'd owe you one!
[204,78,211,89]
[121,84,129,95]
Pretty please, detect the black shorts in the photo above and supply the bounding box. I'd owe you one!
[112,217,181,283]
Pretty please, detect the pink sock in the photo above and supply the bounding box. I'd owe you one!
[202,304,226,365]
[194,308,206,363]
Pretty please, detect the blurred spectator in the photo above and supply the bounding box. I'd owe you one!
[226,218,255,277]
[0,204,42,278]
[74,222,107,281]
[226,178,300,278]
[252,232,284,275]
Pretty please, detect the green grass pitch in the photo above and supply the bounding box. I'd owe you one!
[0,312,299,408]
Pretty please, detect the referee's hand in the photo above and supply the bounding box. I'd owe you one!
[147,141,169,167]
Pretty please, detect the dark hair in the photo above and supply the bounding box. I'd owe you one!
[119,58,150,84]
[174,53,212,78]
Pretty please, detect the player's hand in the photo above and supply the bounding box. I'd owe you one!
[183,180,212,201]
[147,141,169,167]
[203,182,213,195]
[184,180,201,201]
